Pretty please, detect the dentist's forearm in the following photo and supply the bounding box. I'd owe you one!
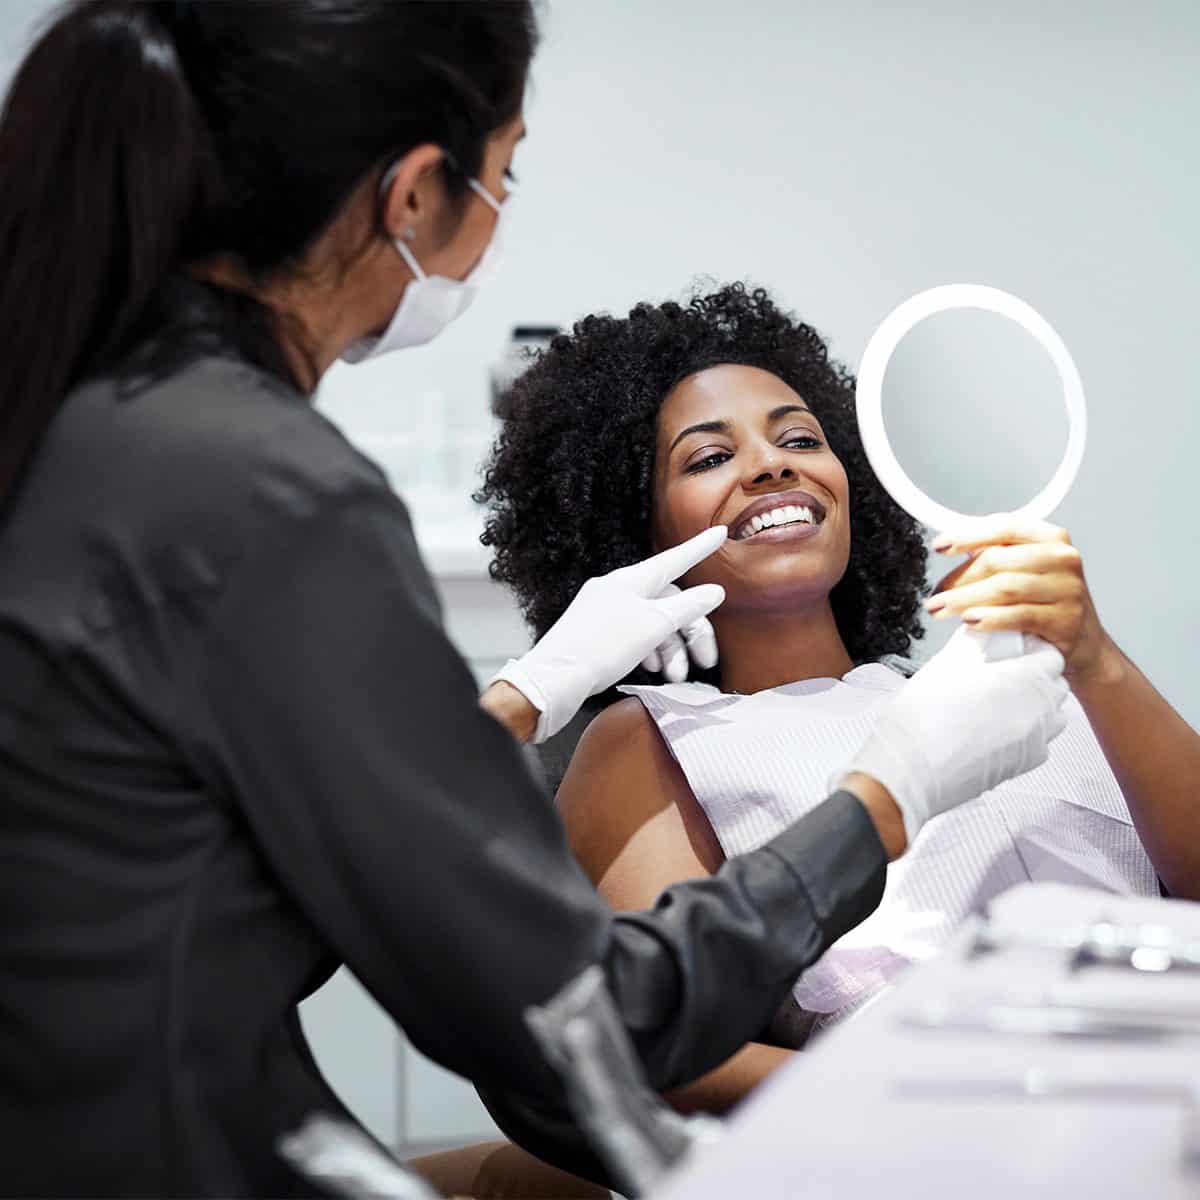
[479,680,540,744]
[1072,637,1200,899]
[842,772,907,860]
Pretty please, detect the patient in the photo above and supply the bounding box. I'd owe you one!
[479,283,1163,1113]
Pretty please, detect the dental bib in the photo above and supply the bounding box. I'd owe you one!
[621,667,1155,1025]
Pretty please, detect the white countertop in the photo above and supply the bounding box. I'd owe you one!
[653,883,1200,1200]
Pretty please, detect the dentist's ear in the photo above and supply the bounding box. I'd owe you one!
[378,143,445,242]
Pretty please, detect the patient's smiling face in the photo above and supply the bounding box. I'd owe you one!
[653,364,852,612]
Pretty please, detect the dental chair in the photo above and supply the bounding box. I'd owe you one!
[533,695,614,796]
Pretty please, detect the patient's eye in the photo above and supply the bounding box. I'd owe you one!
[684,449,732,474]
[781,430,822,450]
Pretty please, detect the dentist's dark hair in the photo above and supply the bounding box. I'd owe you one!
[0,0,537,506]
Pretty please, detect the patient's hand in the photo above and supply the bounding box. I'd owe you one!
[923,516,1116,686]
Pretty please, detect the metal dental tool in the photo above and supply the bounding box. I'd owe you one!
[969,916,1200,974]
[902,998,1200,1042]
[892,1067,1200,1105]
[1072,921,1200,974]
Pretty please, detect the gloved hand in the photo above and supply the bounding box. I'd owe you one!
[493,527,727,743]
[838,627,1070,849]
[637,582,720,682]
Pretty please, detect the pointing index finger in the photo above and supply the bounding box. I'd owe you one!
[622,526,727,594]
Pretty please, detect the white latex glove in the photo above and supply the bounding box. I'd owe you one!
[638,583,720,683]
[494,527,727,743]
[837,627,1070,849]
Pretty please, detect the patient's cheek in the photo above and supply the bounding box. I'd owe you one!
[659,500,715,555]
[677,556,730,594]
[653,490,730,588]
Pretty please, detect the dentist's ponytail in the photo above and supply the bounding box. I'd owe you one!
[0,1,215,502]
[0,0,537,508]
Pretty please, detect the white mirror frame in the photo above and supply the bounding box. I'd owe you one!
[856,284,1087,532]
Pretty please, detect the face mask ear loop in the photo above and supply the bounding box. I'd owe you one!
[378,160,429,281]
[393,235,427,282]
[466,176,504,215]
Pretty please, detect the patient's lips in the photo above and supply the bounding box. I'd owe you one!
[730,490,827,543]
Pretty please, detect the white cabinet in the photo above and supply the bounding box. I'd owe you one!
[298,968,398,1147]
[300,967,506,1156]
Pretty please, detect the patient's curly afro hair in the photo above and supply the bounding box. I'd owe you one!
[478,282,927,670]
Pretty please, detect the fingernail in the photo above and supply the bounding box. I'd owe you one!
[963,611,981,625]
[931,535,952,552]
[924,596,946,614]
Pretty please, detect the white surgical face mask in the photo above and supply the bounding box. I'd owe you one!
[341,171,508,364]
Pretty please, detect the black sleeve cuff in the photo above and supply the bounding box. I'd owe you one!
[759,788,889,949]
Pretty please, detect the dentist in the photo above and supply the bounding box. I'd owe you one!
[0,3,1069,1195]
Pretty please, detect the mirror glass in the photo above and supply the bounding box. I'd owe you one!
[879,308,1069,519]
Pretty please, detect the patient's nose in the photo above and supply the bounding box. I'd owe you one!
[746,446,796,486]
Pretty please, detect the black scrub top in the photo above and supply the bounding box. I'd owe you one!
[0,288,887,1197]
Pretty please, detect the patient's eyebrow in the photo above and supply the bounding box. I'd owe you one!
[668,405,815,455]
[669,419,731,454]
[768,404,813,422]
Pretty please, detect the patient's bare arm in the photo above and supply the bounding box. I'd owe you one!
[556,698,804,1114]
[929,517,1200,899]
[1069,643,1200,899]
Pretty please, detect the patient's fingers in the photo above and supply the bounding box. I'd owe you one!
[932,514,1070,554]
[926,571,1065,617]
[931,540,1083,596]
[951,602,1075,659]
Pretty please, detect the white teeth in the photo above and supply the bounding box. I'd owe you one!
[739,502,822,539]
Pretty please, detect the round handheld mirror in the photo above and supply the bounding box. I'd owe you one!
[856,284,1087,660]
